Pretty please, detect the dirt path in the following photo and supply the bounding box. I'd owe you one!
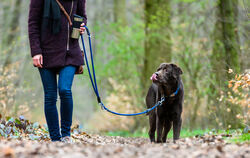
[0,133,249,158]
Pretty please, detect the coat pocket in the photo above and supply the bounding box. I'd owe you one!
[41,29,66,49]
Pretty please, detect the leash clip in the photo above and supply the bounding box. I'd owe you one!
[99,103,104,110]
[159,97,165,106]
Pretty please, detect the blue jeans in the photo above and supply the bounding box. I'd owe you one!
[38,65,77,141]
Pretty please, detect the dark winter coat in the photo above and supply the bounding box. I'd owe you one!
[28,0,87,69]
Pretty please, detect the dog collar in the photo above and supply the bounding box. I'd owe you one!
[170,84,180,97]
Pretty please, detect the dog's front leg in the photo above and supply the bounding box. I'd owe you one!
[155,86,164,143]
[173,116,182,143]
[162,119,172,143]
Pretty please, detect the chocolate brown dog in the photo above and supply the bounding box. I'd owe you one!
[146,63,184,143]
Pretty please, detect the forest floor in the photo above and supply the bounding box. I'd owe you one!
[0,116,249,158]
[0,133,249,158]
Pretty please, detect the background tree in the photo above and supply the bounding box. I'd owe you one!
[141,0,172,90]
[211,0,240,83]
[113,0,127,26]
[209,0,241,128]
[2,0,22,69]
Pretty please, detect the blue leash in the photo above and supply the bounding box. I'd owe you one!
[80,26,179,116]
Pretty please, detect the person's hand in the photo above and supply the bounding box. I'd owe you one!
[33,54,43,68]
[80,23,85,34]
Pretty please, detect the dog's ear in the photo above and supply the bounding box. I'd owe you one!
[170,64,183,75]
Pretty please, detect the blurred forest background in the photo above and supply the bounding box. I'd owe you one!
[0,0,249,134]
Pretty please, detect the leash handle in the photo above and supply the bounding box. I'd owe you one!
[83,26,90,36]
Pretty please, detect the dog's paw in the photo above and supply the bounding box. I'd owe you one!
[156,140,162,143]
[173,138,179,144]
[149,139,155,143]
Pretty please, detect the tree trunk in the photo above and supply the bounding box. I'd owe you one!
[211,0,240,83]
[113,0,127,25]
[1,1,11,43]
[2,0,22,68]
[210,0,240,95]
[209,0,240,128]
[142,0,172,90]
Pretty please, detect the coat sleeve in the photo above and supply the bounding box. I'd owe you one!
[77,0,87,25]
[28,0,44,58]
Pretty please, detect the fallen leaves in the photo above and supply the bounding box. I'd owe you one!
[1,147,15,158]
[0,114,249,158]
[216,145,224,153]
[171,144,180,150]
[0,133,249,158]
[0,115,51,141]
[0,115,94,143]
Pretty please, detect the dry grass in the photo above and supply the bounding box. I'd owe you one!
[0,61,30,117]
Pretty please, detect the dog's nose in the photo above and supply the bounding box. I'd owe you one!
[155,72,159,77]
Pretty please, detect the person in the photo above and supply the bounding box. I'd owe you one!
[28,0,87,143]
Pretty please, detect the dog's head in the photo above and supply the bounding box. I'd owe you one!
[150,63,183,86]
